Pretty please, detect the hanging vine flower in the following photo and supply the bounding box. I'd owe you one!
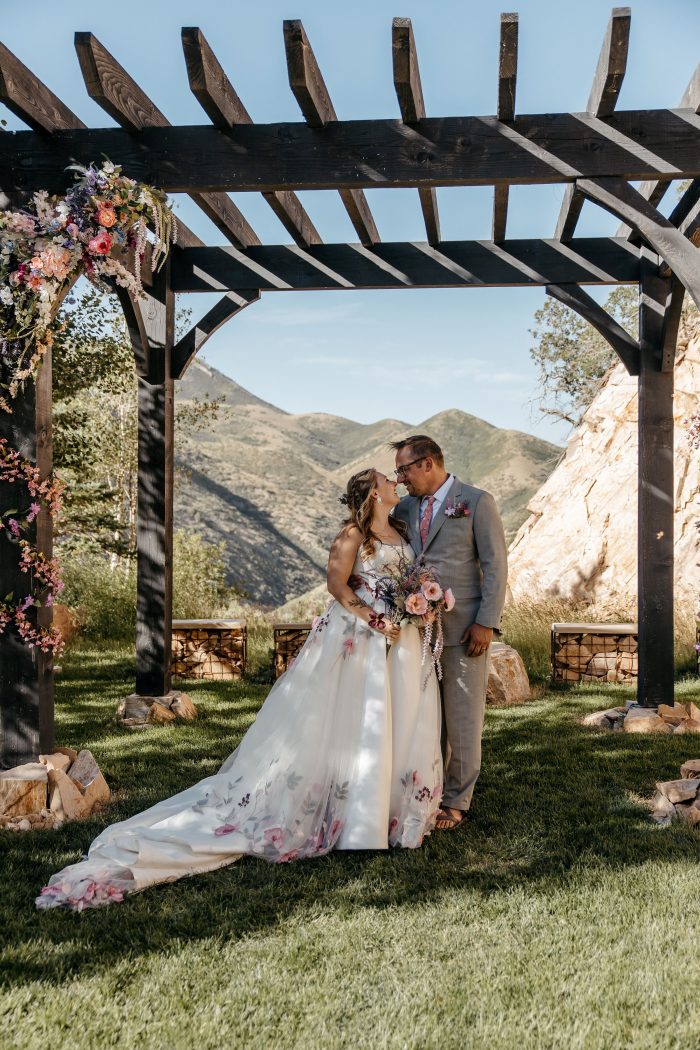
[0,160,176,656]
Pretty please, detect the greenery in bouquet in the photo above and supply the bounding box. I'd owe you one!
[371,554,454,682]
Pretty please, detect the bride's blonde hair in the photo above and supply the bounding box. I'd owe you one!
[339,468,407,560]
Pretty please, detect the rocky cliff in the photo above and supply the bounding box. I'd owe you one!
[507,313,700,610]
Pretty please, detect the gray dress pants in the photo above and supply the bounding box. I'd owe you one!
[439,645,489,811]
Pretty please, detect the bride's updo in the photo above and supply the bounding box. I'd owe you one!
[338,468,407,559]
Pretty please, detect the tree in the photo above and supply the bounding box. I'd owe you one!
[52,288,226,562]
[529,286,639,427]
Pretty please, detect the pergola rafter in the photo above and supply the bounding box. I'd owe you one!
[0,10,698,767]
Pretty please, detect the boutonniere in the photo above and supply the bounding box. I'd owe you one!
[444,500,470,519]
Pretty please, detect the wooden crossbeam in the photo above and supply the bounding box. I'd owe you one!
[392,18,440,245]
[170,237,641,294]
[171,289,259,379]
[492,12,518,242]
[579,177,700,310]
[283,19,379,246]
[546,282,638,374]
[0,40,86,133]
[181,27,321,249]
[555,7,630,240]
[617,61,700,238]
[5,108,699,196]
[74,31,260,250]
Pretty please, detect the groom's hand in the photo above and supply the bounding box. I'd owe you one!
[461,623,493,657]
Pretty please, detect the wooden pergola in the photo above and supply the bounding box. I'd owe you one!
[0,10,699,766]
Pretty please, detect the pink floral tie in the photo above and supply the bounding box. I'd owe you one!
[419,496,436,547]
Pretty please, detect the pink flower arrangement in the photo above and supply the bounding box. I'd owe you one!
[444,588,455,612]
[405,592,428,616]
[87,231,113,256]
[421,580,443,602]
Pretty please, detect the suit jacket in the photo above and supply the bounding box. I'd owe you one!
[392,477,508,647]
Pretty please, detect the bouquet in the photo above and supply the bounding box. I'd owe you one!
[371,554,454,683]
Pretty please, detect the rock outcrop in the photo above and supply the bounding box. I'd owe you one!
[508,314,700,609]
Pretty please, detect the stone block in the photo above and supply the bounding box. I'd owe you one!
[650,790,676,824]
[685,719,700,734]
[117,695,152,723]
[48,769,89,821]
[582,710,614,729]
[624,708,668,734]
[171,692,197,721]
[674,799,700,826]
[689,703,700,722]
[68,750,102,792]
[486,644,530,706]
[39,752,72,774]
[83,771,111,812]
[54,746,78,765]
[656,779,700,804]
[681,759,700,780]
[0,763,48,817]
[658,703,689,725]
[147,702,177,725]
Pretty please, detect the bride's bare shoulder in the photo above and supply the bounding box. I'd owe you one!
[331,523,363,551]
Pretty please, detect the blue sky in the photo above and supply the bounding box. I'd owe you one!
[2,0,699,444]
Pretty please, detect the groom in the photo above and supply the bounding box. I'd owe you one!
[391,435,507,830]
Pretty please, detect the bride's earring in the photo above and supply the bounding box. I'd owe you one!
[375,494,382,504]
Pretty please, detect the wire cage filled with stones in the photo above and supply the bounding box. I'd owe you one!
[272,623,312,679]
[551,623,638,685]
[171,620,247,680]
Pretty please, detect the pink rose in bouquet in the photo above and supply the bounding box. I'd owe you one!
[405,592,428,616]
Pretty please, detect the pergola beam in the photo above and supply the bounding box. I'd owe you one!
[4,108,700,196]
[283,19,379,246]
[170,237,642,293]
[392,17,440,245]
[545,282,639,374]
[171,289,259,379]
[492,12,518,242]
[555,6,630,240]
[74,32,260,250]
[0,40,86,133]
[579,177,700,310]
[617,61,700,238]
[181,27,321,250]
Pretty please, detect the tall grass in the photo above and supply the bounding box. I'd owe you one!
[502,596,698,682]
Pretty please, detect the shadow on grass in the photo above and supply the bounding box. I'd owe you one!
[2,646,700,987]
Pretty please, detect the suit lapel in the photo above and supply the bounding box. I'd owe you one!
[423,477,460,552]
[408,498,421,553]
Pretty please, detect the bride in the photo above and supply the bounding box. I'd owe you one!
[37,468,443,911]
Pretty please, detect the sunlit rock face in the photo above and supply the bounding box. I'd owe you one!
[507,314,700,610]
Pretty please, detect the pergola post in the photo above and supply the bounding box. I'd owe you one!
[636,261,684,707]
[0,349,54,767]
[119,264,175,698]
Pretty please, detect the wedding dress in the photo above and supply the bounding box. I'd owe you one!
[37,541,442,911]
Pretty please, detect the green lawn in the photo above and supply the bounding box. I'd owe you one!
[2,645,700,1050]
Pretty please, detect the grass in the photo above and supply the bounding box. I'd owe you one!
[2,644,700,1049]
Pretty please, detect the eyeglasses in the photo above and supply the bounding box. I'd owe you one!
[393,457,425,478]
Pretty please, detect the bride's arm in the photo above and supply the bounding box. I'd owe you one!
[327,526,399,641]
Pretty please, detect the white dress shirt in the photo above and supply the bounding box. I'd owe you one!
[419,474,455,523]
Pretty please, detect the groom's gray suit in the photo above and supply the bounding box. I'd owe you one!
[393,477,508,812]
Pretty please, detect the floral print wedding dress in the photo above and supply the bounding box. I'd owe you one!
[37,541,442,911]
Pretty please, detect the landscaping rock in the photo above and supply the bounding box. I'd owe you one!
[624,708,669,734]
[674,799,700,827]
[681,760,700,780]
[675,723,687,734]
[690,703,700,721]
[54,746,78,765]
[83,771,111,810]
[117,695,152,723]
[582,710,615,729]
[171,692,197,721]
[684,719,700,734]
[658,703,690,726]
[0,763,48,818]
[656,779,700,804]
[650,790,676,824]
[147,702,177,725]
[68,750,101,791]
[48,769,89,821]
[39,752,71,774]
[486,643,530,706]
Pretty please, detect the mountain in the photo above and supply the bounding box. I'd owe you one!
[174,359,562,605]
